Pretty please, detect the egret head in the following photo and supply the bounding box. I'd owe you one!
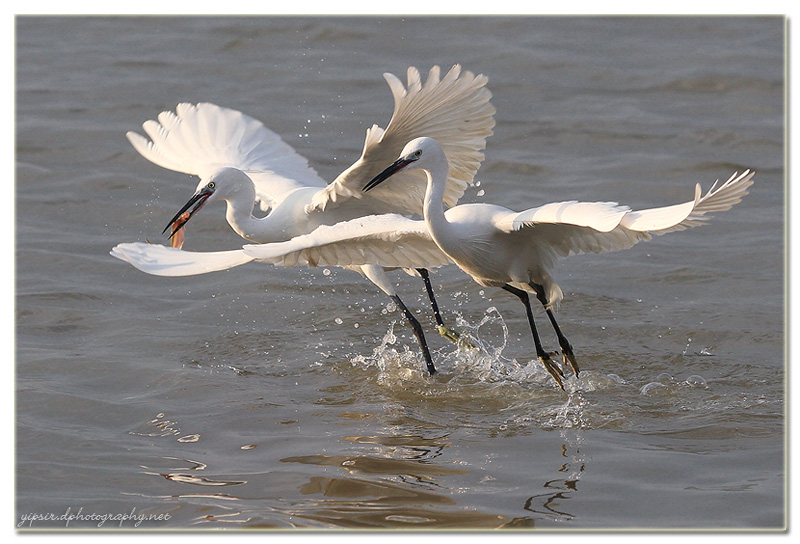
[363,137,442,192]
[162,167,251,239]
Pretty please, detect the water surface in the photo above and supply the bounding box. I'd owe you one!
[15,16,785,530]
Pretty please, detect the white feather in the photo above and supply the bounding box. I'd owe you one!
[305,64,496,214]
[110,242,253,277]
[127,102,326,209]
[243,214,451,270]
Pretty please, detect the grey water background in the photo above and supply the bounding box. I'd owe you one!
[15,16,784,529]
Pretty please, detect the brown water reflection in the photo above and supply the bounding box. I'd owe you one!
[141,456,247,487]
[127,429,586,528]
[283,453,467,478]
[271,431,584,528]
[522,443,585,522]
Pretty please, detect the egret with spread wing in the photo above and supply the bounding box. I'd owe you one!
[120,66,495,374]
[114,157,752,386]
[342,137,752,388]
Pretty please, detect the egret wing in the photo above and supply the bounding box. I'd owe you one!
[111,242,253,277]
[243,214,452,270]
[620,170,754,233]
[127,102,327,207]
[307,65,496,214]
[504,170,755,259]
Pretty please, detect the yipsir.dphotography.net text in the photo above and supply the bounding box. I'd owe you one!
[18,506,172,529]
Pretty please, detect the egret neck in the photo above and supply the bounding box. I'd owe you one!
[421,147,453,245]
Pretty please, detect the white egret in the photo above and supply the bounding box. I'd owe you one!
[119,66,495,374]
[114,149,753,387]
[286,136,752,389]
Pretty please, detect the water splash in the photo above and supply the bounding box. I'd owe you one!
[685,375,708,388]
[344,306,726,433]
[541,390,591,429]
[348,324,423,384]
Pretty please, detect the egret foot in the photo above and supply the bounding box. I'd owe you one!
[437,325,477,350]
[539,352,565,390]
[437,324,460,343]
[560,342,579,377]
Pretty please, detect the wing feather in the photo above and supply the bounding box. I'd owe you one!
[620,170,754,233]
[127,102,327,203]
[243,214,452,270]
[307,65,496,213]
[110,242,253,277]
[507,170,754,260]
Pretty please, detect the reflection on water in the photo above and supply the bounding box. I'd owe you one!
[115,303,782,528]
[129,413,202,443]
[522,430,585,523]
[140,457,246,487]
[123,384,590,528]
[283,453,466,478]
[273,430,585,528]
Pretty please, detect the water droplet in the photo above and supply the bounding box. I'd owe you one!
[354,323,359,329]
[334,317,343,325]
[476,189,485,197]
[686,375,707,388]
[640,382,667,395]
[606,373,626,384]
[322,268,331,276]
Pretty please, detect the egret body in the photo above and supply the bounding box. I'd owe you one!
[360,137,755,388]
[118,66,496,374]
[116,140,752,386]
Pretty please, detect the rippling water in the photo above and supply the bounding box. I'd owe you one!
[15,16,784,530]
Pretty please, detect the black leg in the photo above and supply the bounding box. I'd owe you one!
[416,268,469,347]
[417,268,444,327]
[390,294,437,375]
[530,282,579,377]
[502,285,565,390]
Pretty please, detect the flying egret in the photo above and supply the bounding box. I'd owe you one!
[115,149,753,387]
[119,65,495,374]
[343,137,753,388]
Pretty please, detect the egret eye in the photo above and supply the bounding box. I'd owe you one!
[414,150,422,157]
[207,182,215,189]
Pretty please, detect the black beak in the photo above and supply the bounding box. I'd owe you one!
[364,156,416,192]
[162,187,214,239]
